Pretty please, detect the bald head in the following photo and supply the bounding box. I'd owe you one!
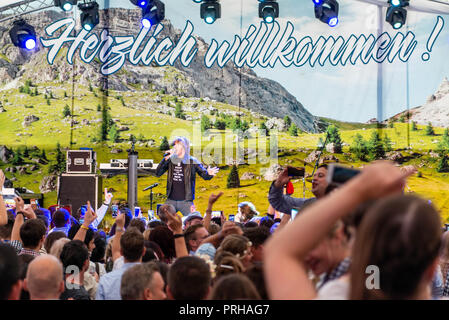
[25,254,64,300]
[158,204,176,223]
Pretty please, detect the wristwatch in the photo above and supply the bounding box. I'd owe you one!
[173,234,185,239]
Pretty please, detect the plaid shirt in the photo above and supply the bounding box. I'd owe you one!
[317,257,351,290]
[19,248,41,257]
[442,269,449,297]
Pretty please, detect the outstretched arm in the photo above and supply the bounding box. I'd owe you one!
[74,201,97,243]
[203,192,223,230]
[264,162,413,300]
[0,170,7,226]
[165,209,188,258]
[268,168,308,215]
[91,189,113,230]
[195,162,218,180]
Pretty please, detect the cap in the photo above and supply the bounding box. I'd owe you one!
[183,211,203,226]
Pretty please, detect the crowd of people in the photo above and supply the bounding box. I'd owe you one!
[1,159,449,300]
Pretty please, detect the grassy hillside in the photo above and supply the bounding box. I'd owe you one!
[1,81,449,228]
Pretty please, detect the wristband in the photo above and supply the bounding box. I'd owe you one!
[81,225,90,231]
[173,234,185,239]
[116,227,125,233]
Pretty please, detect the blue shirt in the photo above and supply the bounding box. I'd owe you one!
[49,226,70,236]
[96,262,140,300]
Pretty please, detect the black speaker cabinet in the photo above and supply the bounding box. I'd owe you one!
[57,174,102,216]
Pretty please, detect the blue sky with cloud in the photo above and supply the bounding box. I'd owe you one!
[2,0,449,122]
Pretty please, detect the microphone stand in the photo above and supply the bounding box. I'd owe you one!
[311,129,331,177]
[143,184,158,213]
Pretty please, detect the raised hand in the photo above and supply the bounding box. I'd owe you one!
[116,211,126,229]
[208,192,223,206]
[83,201,97,227]
[166,211,183,234]
[23,204,37,219]
[219,221,243,238]
[353,161,415,202]
[207,166,219,176]
[0,169,5,188]
[274,167,291,188]
[14,196,25,212]
[104,188,113,205]
[164,149,174,161]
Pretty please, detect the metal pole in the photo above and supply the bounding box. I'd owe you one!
[127,147,138,213]
[377,4,384,133]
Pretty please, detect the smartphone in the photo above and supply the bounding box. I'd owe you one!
[291,208,299,221]
[212,211,222,218]
[288,166,305,178]
[80,205,88,218]
[228,214,235,222]
[156,204,162,215]
[111,205,118,218]
[326,164,361,185]
[134,207,141,218]
[148,210,154,221]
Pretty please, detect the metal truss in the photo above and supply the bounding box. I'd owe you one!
[0,0,54,23]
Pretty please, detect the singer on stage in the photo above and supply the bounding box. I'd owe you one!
[155,136,219,216]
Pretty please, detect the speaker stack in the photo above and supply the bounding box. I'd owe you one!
[57,149,102,215]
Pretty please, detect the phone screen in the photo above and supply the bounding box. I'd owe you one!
[134,207,141,218]
[332,166,360,184]
[80,205,88,218]
[111,205,118,218]
[228,214,235,222]
[212,211,222,218]
[291,208,299,220]
[148,210,154,220]
[288,167,305,178]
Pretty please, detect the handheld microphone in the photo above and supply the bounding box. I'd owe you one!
[143,183,159,191]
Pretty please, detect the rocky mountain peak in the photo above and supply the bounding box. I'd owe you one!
[0,8,320,132]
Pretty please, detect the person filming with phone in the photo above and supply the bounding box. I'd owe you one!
[155,136,219,216]
[268,164,329,217]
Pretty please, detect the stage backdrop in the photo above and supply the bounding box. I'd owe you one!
[1,0,449,228]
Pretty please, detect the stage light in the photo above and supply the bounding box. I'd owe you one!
[193,0,202,3]
[55,0,78,11]
[141,0,165,28]
[9,20,37,51]
[386,0,408,29]
[386,5,407,29]
[200,0,221,24]
[314,0,339,27]
[258,1,279,24]
[78,1,99,31]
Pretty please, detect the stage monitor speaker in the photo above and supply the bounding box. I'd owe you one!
[57,174,102,217]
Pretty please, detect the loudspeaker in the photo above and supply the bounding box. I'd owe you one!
[57,174,102,216]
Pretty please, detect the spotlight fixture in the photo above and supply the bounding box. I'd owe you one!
[78,1,99,31]
[200,0,221,24]
[313,0,339,27]
[386,0,409,29]
[129,0,150,8]
[9,20,37,50]
[258,1,279,24]
[54,0,78,11]
[141,0,165,28]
